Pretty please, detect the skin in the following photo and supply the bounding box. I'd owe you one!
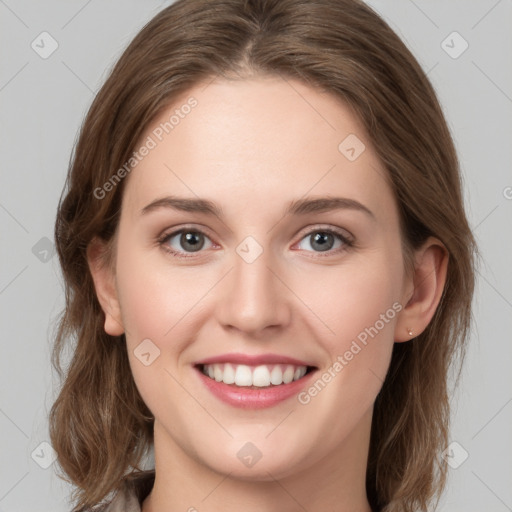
[88,75,448,512]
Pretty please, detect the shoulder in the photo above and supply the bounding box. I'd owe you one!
[77,471,155,512]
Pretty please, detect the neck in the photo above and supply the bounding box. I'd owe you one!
[143,408,374,512]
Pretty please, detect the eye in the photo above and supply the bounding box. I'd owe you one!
[295,228,352,254]
[158,225,353,259]
[159,228,214,257]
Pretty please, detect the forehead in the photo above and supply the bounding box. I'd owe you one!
[121,76,395,221]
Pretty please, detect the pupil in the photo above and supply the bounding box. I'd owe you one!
[181,232,204,252]
[311,232,333,252]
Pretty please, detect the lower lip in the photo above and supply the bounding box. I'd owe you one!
[195,367,317,409]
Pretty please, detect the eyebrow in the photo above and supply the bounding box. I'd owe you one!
[140,195,375,219]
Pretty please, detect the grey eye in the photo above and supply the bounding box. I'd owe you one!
[167,231,212,253]
[297,231,344,252]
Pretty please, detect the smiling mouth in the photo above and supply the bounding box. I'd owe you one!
[196,363,317,388]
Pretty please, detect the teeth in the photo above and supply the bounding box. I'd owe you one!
[201,363,308,387]
[214,365,223,382]
[270,365,283,385]
[284,366,295,384]
[223,363,235,384]
[252,365,271,387]
[234,365,252,386]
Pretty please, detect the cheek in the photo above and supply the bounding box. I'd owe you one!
[113,235,234,405]
[290,252,403,410]
[296,256,402,347]
[114,245,201,417]
[115,241,204,343]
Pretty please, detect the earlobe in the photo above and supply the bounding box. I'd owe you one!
[394,237,449,342]
[87,237,125,336]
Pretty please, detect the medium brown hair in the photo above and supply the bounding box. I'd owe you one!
[50,1,476,510]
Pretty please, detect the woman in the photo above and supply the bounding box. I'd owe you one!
[49,0,476,511]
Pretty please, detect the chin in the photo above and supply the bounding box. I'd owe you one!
[193,436,313,481]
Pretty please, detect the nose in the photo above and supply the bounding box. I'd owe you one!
[215,247,292,337]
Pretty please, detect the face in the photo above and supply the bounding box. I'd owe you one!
[103,76,412,480]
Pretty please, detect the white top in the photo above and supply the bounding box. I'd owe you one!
[91,471,155,512]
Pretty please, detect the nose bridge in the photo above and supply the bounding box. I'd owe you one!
[216,238,290,334]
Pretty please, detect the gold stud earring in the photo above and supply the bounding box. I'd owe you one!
[407,328,414,337]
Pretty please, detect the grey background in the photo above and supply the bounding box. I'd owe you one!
[1,1,511,510]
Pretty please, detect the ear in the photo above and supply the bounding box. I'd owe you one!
[394,237,449,342]
[87,237,125,336]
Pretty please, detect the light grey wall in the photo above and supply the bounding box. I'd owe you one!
[0,1,510,511]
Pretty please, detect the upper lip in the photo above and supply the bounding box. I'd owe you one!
[194,352,315,367]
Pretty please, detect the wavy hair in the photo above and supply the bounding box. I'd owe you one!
[49,1,477,510]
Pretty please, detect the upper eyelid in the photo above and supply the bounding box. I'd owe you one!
[300,224,353,239]
[159,224,216,240]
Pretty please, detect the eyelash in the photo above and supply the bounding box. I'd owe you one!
[157,224,354,259]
